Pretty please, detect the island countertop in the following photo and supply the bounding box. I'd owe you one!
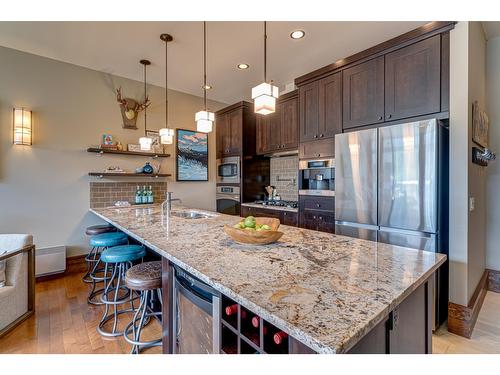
[90,204,446,354]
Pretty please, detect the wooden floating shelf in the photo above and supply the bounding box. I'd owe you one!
[87,147,170,158]
[88,172,171,178]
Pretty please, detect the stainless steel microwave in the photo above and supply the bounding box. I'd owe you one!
[216,156,240,184]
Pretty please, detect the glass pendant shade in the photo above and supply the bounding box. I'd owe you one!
[139,136,152,151]
[159,128,174,145]
[13,108,32,145]
[195,110,215,133]
[252,82,279,115]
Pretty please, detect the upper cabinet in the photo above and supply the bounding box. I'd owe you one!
[216,102,255,159]
[300,72,342,142]
[384,35,441,122]
[342,57,385,129]
[256,90,298,154]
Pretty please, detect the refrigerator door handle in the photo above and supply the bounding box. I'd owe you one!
[378,226,434,238]
[335,221,379,231]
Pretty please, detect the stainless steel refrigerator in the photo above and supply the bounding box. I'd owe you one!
[334,119,449,328]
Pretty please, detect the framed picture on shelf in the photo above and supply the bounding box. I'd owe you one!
[175,129,208,181]
[472,100,489,148]
[146,130,164,153]
[127,144,141,152]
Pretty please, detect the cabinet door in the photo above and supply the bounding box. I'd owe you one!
[279,96,299,150]
[216,113,229,158]
[343,57,384,129]
[282,211,298,227]
[299,211,319,231]
[299,138,334,159]
[317,213,335,233]
[299,81,320,142]
[319,72,342,139]
[256,111,281,154]
[227,108,242,155]
[385,35,441,121]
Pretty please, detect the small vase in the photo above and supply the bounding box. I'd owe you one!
[142,162,154,174]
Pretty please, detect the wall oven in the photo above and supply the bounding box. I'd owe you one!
[216,156,240,184]
[298,158,335,197]
[216,186,240,216]
[173,266,220,354]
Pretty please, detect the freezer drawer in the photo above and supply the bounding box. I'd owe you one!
[378,227,436,252]
[335,222,378,241]
[335,128,378,226]
[378,119,438,233]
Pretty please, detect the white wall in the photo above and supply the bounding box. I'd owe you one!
[449,21,487,305]
[486,36,500,271]
[0,46,226,257]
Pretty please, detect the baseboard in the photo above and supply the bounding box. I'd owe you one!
[487,269,500,293]
[447,269,498,338]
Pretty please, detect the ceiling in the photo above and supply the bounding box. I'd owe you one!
[0,21,427,104]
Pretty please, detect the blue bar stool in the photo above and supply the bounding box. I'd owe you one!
[84,225,116,283]
[87,231,128,305]
[123,261,162,354]
[97,244,146,337]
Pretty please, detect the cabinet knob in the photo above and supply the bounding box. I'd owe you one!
[316,203,320,208]
[319,216,323,220]
[319,134,324,138]
[318,154,321,157]
[314,135,318,138]
[282,144,285,148]
[378,116,383,121]
[386,114,392,119]
[313,216,316,219]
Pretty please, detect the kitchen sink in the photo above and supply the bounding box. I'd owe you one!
[170,210,214,219]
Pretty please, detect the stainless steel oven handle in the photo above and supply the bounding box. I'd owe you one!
[216,194,240,202]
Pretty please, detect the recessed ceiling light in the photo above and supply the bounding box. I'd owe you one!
[202,85,212,90]
[290,30,305,39]
[237,63,249,70]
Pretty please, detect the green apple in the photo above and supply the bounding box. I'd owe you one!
[261,224,271,230]
[244,216,256,228]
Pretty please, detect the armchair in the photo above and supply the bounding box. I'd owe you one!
[0,234,35,338]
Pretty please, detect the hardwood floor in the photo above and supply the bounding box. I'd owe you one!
[0,270,161,354]
[433,291,500,354]
[1,270,498,354]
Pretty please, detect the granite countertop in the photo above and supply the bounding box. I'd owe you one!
[90,204,446,353]
[241,202,299,213]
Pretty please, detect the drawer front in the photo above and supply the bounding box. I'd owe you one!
[241,206,282,219]
[299,211,335,233]
[281,211,298,227]
[300,196,335,213]
[299,138,334,159]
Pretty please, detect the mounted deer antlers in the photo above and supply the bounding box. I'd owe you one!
[116,87,151,129]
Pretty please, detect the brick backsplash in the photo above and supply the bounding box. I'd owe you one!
[90,181,168,208]
[270,155,298,201]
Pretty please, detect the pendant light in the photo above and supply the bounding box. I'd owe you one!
[159,33,175,144]
[138,59,152,151]
[252,21,279,115]
[195,21,215,133]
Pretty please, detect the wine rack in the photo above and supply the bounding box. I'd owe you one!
[220,295,291,354]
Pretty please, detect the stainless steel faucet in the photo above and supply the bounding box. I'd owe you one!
[163,192,182,213]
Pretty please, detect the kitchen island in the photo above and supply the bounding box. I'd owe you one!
[90,204,446,354]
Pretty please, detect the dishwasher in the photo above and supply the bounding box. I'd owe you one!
[172,265,221,354]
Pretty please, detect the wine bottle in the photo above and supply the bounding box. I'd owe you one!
[225,304,238,317]
[135,186,142,204]
[147,185,154,204]
[273,331,288,345]
[141,185,148,204]
[251,316,260,328]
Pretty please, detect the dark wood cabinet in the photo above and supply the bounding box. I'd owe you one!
[385,35,441,122]
[241,205,298,227]
[216,102,255,159]
[279,95,299,150]
[299,73,342,142]
[343,56,385,129]
[298,196,335,233]
[299,138,334,159]
[256,91,298,154]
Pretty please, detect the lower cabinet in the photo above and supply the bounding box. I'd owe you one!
[241,205,298,227]
[347,280,432,354]
[298,196,335,233]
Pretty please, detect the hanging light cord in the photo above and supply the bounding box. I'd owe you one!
[203,21,207,111]
[165,37,169,127]
[143,62,147,136]
[264,21,267,83]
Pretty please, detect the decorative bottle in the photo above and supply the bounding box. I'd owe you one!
[141,185,148,204]
[147,185,154,204]
[135,186,142,204]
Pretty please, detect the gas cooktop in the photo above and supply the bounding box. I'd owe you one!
[254,200,298,209]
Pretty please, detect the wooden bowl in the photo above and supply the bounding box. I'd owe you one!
[224,217,283,245]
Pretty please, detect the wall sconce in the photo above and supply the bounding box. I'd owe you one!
[13,108,32,145]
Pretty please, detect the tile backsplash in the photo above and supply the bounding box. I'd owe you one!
[90,181,168,208]
[270,155,298,201]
